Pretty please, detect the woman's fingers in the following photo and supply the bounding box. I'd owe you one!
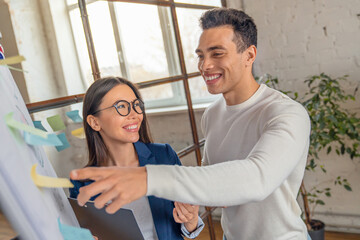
[174,202,195,222]
[173,208,182,223]
[176,202,199,218]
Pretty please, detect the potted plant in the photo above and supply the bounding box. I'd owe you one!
[260,73,360,240]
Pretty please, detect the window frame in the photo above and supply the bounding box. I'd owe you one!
[65,0,222,109]
[26,2,226,239]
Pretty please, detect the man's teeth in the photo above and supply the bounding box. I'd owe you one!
[125,125,137,130]
[205,75,220,81]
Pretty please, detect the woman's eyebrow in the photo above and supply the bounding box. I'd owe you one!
[112,98,137,105]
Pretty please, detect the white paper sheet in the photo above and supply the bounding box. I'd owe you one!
[0,66,79,240]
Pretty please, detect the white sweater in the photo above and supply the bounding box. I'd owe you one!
[147,84,310,240]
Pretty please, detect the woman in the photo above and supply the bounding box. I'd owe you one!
[70,77,204,240]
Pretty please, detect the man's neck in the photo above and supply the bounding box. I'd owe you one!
[223,76,260,106]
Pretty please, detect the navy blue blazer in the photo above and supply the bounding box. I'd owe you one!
[70,141,184,240]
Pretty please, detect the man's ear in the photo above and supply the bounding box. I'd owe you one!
[245,45,257,67]
[87,115,101,131]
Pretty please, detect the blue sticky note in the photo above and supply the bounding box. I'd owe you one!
[33,121,47,131]
[66,110,83,123]
[58,219,94,240]
[24,132,63,146]
[55,133,70,152]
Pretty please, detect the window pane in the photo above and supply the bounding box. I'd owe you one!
[69,9,92,86]
[70,2,121,86]
[114,3,179,82]
[176,8,205,73]
[66,0,78,5]
[140,83,175,102]
[189,76,220,101]
[87,2,122,78]
[175,0,221,6]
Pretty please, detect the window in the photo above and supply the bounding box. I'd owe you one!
[66,0,222,109]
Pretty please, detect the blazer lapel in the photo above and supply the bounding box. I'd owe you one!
[134,141,156,166]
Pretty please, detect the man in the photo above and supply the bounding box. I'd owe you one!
[71,8,311,240]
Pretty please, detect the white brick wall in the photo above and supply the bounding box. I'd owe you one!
[240,0,360,93]
[229,0,360,233]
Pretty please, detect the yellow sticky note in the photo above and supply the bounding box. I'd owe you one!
[31,164,74,188]
[71,127,85,139]
[0,55,25,65]
[5,112,48,139]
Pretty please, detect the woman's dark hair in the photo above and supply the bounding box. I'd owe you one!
[82,76,152,167]
[200,8,257,53]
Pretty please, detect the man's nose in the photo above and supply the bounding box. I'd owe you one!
[199,57,214,71]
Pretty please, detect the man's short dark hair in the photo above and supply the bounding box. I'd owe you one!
[200,8,257,53]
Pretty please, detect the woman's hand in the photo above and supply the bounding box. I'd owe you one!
[173,202,199,233]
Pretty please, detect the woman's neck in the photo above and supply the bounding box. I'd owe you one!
[104,140,139,167]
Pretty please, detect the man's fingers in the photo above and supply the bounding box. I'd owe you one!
[93,175,127,209]
[77,179,111,206]
[72,166,147,213]
[105,196,128,214]
[93,189,116,209]
[70,167,108,181]
[71,166,121,181]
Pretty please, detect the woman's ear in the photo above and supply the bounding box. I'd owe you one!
[87,115,101,131]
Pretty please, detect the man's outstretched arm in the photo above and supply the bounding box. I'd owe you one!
[70,166,147,214]
[71,104,310,213]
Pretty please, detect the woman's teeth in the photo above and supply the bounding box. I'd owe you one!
[125,125,137,130]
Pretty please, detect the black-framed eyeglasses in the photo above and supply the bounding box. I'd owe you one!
[92,99,145,117]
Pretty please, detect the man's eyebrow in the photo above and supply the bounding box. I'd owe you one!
[195,45,226,54]
[208,46,226,51]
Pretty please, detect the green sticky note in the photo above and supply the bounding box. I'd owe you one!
[47,114,66,131]
[5,112,47,139]
[5,117,23,144]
